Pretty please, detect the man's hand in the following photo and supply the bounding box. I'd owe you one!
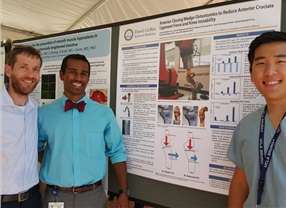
[228,167,249,208]
[108,194,129,208]
[118,192,129,208]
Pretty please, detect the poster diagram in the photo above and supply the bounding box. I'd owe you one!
[198,106,208,128]
[41,74,56,100]
[212,78,241,99]
[90,89,108,104]
[211,102,240,125]
[184,132,199,173]
[213,54,242,75]
[182,106,198,127]
[160,129,203,174]
[173,106,182,125]
[158,105,173,124]
[162,130,179,169]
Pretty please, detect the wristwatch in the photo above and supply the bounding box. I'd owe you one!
[118,188,129,196]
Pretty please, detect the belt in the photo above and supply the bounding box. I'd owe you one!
[48,180,102,193]
[1,185,38,203]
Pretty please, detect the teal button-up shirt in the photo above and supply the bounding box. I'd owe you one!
[38,96,126,187]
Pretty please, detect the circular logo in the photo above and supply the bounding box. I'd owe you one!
[124,29,133,41]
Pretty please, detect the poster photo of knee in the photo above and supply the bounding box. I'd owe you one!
[158,37,211,101]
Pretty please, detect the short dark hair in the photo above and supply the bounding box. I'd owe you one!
[248,31,286,72]
[60,54,90,75]
[7,44,42,67]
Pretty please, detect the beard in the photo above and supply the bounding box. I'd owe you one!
[10,75,38,95]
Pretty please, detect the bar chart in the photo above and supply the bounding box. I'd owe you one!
[213,54,241,75]
[211,102,240,124]
[212,78,241,99]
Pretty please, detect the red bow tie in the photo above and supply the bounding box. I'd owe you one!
[64,100,86,112]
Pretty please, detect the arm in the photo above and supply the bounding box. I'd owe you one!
[228,167,249,208]
[113,162,129,208]
[104,108,129,207]
[37,107,48,195]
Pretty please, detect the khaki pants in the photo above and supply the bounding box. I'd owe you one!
[43,185,107,208]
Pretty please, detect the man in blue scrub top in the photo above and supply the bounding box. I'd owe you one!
[39,54,129,208]
[228,31,286,207]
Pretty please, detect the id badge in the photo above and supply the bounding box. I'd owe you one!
[48,202,64,208]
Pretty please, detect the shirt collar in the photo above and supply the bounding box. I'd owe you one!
[60,94,89,106]
[0,86,36,110]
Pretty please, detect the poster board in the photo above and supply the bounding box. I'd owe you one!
[19,28,112,106]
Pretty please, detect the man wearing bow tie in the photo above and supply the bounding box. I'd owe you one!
[38,54,129,208]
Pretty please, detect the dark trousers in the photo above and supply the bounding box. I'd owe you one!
[1,185,42,208]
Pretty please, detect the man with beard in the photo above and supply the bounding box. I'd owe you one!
[0,45,42,208]
[38,54,128,208]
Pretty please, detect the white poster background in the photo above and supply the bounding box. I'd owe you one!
[116,0,281,194]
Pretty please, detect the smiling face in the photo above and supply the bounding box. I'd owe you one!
[251,41,286,104]
[60,58,90,102]
[5,53,41,97]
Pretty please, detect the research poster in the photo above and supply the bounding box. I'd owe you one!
[116,0,281,194]
[22,28,111,105]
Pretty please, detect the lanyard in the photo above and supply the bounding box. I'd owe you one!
[257,106,286,205]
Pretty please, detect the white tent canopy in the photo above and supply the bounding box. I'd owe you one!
[1,0,228,41]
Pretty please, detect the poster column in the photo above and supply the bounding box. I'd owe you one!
[0,46,4,88]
